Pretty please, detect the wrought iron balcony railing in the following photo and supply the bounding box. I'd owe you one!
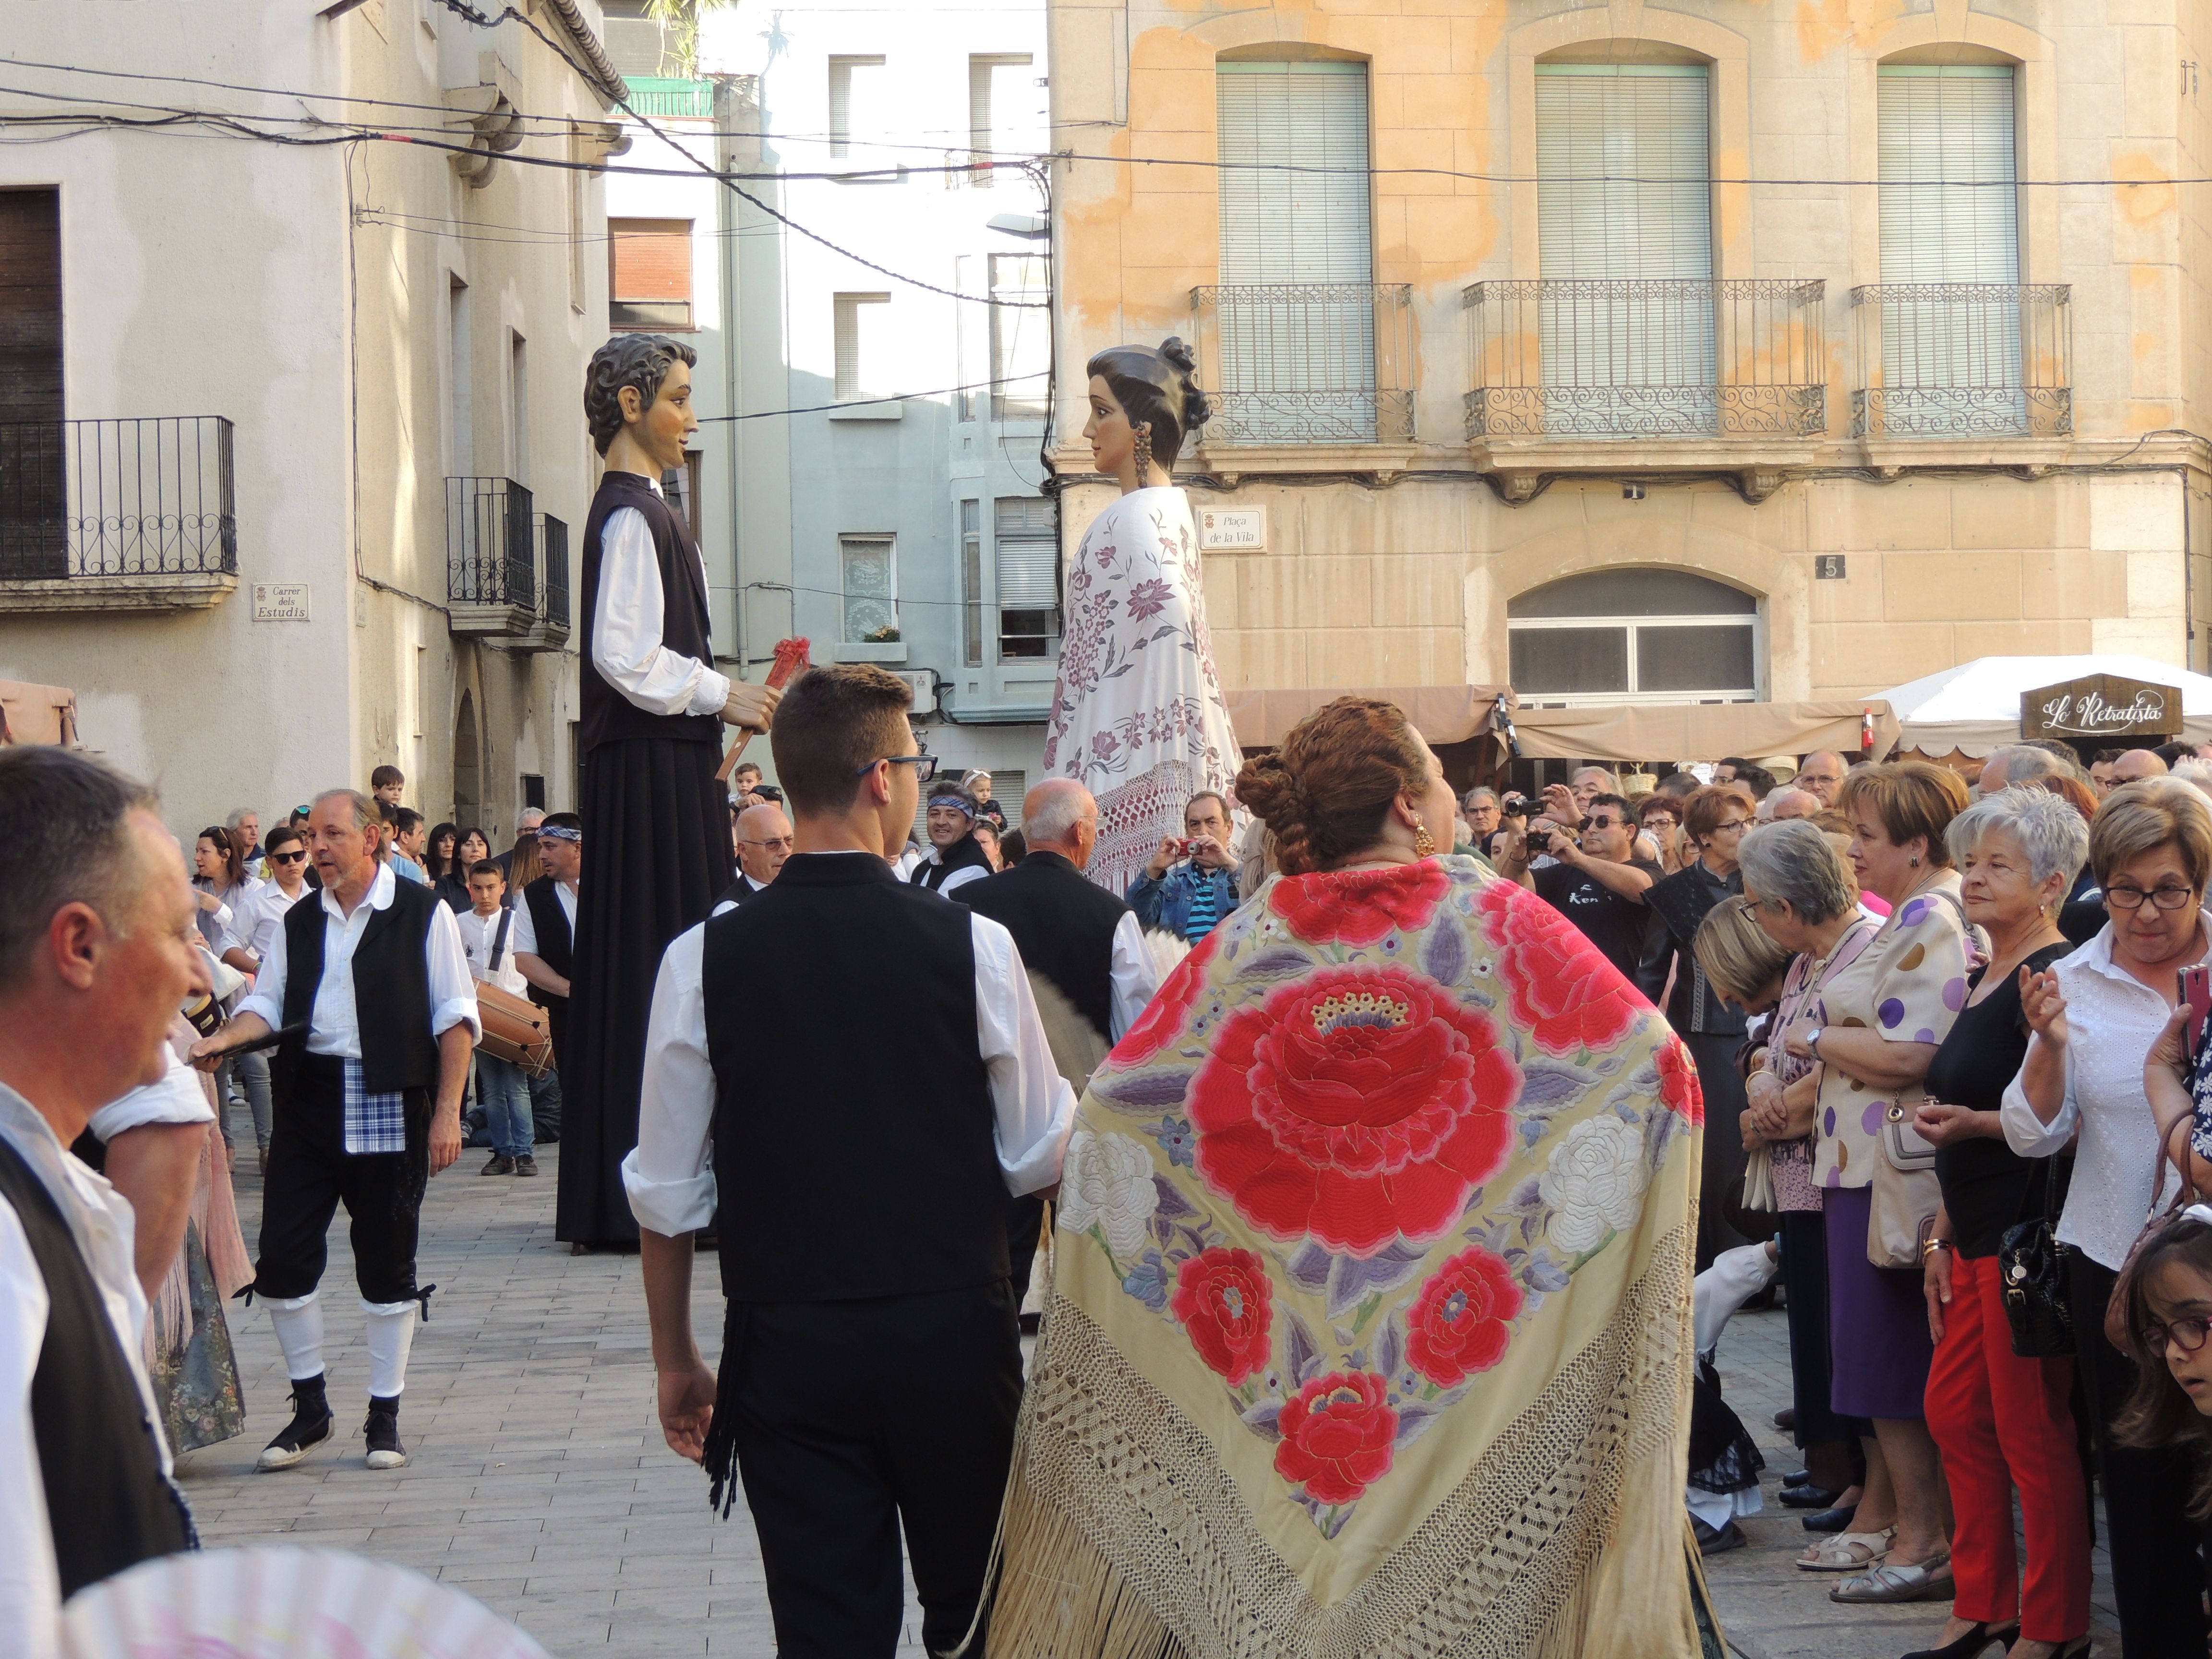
[541,513,570,637]
[447,477,535,633]
[621,76,715,119]
[0,417,236,581]
[1190,284,1414,445]
[1464,280,1826,441]
[1850,284,2072,439]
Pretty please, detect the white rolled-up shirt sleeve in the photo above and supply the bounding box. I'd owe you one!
[592,505,732,719]
[1107,911,1161,1042]
[88,1047,216,1142]
[0,1202,59,1659]
[234,907,289,1032]
[624,925,719,1234]
[423,902,483,1043]
[971,914,1078,1196]
[2001,1034,2079,1155]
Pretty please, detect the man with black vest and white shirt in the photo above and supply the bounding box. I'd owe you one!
[513,812,581,1065]
[0,749,203,1655]
[564,335,779,1250]
[956,777,1157,1313]
[625,663,1075,1659]
[193,789,479,1474]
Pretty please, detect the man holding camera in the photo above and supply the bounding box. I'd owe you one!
[1494,788,1659,980]
[1129,792,1240,945]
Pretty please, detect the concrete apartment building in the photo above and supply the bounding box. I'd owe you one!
[1045,0,2212,755]
[625,0,1058,816]
[0,0,624,841]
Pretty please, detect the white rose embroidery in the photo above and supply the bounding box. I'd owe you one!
[1057,1129,1160,1260]
[1538,1114,1651,1255]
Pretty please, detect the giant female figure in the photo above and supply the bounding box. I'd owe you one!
[1042,339,1243,895]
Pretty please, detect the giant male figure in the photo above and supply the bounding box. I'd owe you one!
[562,336,777,1247]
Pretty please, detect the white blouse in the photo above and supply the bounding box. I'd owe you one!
[592,473,730,719]
[2001,914,2212,1269]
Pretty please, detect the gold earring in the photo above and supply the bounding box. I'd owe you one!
[1414,825,1437,858]
[1133,423,1153,478]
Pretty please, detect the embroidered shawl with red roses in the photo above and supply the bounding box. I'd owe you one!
[985,856,1701,1659]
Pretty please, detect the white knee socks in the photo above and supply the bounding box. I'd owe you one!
[265,1291,325,1382]
[361,1299,419,1399]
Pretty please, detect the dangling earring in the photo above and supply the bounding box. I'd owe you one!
[1910,854,1920,866]
[1132,423,1153,480]
[1414,825,1437,859]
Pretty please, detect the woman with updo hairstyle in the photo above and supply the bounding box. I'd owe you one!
[1041,337,1243,896]
[1234,697,1452,875]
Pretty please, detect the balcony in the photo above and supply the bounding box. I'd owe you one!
[1188,284,1414,453]
[516,513,571,652]
[621,76,714,119]
[446,477,536,637]
[1850,284,2072,442]
[0,417,237,611]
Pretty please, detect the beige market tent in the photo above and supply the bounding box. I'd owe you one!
[0,680,79,746]
[1225,685,1515,749]
[1509,700,1898,765]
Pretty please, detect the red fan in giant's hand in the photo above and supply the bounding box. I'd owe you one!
[716,637,810,782]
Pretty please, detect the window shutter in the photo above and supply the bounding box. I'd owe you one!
[830,57,884,159]
[608,219,693,331]
[993,496,1057,609]
[834,292,890,400]
[989,254,1049,419]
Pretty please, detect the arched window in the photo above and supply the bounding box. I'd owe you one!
[1507,568,1758,702]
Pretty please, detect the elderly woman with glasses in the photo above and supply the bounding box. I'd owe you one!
[1897,787,2091,1659]
[2006,778,2212,1656]
[1737,823,1885,1542]
[1746,763,1974,1605]
[1639,784,1762,1270]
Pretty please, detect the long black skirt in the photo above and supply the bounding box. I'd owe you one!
[558,735,733,1244]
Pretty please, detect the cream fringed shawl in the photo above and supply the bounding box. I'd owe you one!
[984,857,1703,1659]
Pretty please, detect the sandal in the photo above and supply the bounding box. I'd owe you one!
[1828,1549,1953,1603]
[1796,1526,1894,1571]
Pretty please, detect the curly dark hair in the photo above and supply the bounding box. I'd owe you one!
[1084,336,1213,469]
[1235,697,1431,875]
[584,335,699,457]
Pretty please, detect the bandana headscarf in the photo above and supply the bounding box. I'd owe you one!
[929,793,979,822]
[536,825,581,845]
[986,857,1700,1659]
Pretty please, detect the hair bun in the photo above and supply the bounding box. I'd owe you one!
[1158,336,1196,373]
[1157,336,1212,432]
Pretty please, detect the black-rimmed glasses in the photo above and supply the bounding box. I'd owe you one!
[854,754,939,782]
[2144,1315,2212,1356]
[2106,885,2198,912]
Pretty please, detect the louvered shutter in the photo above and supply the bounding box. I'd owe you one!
[1877,66,2021,431]
[1215,62,1375,440]
[994,496,1057,609]
[1534,66,1714,433]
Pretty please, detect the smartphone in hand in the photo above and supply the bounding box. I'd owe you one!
[2184,963,2211,1056]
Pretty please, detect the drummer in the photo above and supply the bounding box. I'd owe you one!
[455,861,537,1178]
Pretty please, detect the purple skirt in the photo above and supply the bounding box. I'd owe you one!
[1824,1185,1934,1420]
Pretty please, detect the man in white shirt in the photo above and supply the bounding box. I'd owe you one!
[455,861,536,1177]
[192,789,480,1475]
[712,802,792,914]
[564,334,778,1249]
[625,664,1073,1658]
[0,748,204,1657]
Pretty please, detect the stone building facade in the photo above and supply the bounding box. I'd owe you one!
[1045,0,2212,739]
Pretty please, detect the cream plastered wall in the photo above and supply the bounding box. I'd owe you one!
[1047,0,2212,710]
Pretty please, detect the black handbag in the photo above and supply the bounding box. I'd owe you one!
[1997,1156,2073,1358]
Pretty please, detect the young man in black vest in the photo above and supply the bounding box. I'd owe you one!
[196,789,480,1473]
[626,663,1075,1659]
[0,749,203,1649]
[513,812,579,1144]
[956,777,1158,1315]
[564,335,779,1250]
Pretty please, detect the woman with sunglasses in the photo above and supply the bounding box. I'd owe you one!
[1636,784,1761,1272]
[2005,778,2212,1656]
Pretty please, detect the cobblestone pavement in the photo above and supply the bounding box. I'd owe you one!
[183,1143,2120,1657]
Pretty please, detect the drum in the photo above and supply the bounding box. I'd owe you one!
[474,980,553,1078]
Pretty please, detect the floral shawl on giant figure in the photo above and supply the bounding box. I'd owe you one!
[986,857,1701,1659]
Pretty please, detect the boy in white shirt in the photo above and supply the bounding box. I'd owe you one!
[455,862,534,1176]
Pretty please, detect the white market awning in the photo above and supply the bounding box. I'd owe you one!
[1880,654,2212,757]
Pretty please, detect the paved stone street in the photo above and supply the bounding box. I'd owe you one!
[184,1145,2120,1657]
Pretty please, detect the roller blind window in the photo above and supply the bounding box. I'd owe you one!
[834,292,891,401]
[969,55,1039,187]
[990,254,1049,421]
[830,56,886,160]
[1215,61,1377,440]
[1534,64,1714,433]
[995,495,1058,659]
[609,218,693,332]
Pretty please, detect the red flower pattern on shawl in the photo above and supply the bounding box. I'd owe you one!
[1171,1248,1274,1385]
[1404,1246,1523,1388]
[1478,881,1642,1057]
[1657,1037,1704,1125]
[1270,862,1452,949]
[1188,964,1519,1256]
[1274,1371,1397,1504]
[1108,930,1221,1067]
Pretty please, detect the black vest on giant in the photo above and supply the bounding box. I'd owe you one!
[702,854,1009,1301]
[272,877,443,1101]
[0,1136,192,1598]
[956,851,1127,1045]
[578,471,720,755]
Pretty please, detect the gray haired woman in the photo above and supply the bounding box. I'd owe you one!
[1737,821,1883,1550]
[1910,787,2090,1659]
